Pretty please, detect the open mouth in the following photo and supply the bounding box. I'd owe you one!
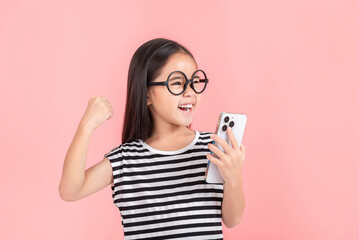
[178,104,193,113]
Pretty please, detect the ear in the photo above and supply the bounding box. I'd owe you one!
[147,94,152,106]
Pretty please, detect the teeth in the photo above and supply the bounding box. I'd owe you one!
[178,104,193,109]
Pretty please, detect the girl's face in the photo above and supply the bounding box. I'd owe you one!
[147,52,201,129]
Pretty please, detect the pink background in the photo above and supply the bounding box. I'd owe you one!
[1,0,358,239]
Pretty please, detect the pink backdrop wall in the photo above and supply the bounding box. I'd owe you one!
[1,0,358,239]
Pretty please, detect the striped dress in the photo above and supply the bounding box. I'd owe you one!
[104,130,224,239]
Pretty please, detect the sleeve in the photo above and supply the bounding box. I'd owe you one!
[103,145,123,205]
[104,145,121,159]
[103,145,123,171]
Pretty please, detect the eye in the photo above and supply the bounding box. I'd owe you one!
[169,75,185,86]
[193,77,200,84]
[171,81,182,86]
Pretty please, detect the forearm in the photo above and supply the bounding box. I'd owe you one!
[59,122,94,200]
[221,175,245,228]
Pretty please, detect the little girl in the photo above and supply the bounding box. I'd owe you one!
[59,38,245,239]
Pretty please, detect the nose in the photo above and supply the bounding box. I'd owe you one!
[183,82,196,96]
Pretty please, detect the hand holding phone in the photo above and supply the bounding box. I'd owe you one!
[204,112,247,184]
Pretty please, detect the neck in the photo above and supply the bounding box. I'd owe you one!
[150,125,193,140]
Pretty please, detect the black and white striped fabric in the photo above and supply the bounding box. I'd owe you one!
[104,130,224,240]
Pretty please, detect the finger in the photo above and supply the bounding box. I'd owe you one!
[103,101,113,111]
[210,134,231,154]
[206,153,223,168]
[106,108,113,119]
[227,127,240,150]
[103,98,112,106]
[103,100,111,106]
[104,103,113,112]
[208,143,227,160]
[240,143,245,154]
[107,110,113,120]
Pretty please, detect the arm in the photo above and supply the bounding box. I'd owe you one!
[58,123,93,201]
[58,96,114,201]
[206,127,246,228]
[221,175,245,228]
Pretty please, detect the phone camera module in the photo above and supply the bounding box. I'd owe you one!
[222,125,227,131]
[229,121,235,127]
[224,116,230,123]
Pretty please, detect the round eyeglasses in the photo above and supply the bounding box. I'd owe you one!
[147,69,209,95]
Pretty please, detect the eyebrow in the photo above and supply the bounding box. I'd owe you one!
[169,76,183,81]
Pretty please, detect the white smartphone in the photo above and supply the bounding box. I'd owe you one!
[204,112,247,184]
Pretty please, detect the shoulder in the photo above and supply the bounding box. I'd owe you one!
[194,130,215,145]
[196,130,215,138]
[104,139,142,159]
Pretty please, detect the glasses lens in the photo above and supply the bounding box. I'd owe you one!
[192,70,207,93]
[168,72,186,94]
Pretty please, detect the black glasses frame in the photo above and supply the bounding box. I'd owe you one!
[147,69,209,95]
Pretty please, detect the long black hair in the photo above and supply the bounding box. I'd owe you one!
[122,38,197,144]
